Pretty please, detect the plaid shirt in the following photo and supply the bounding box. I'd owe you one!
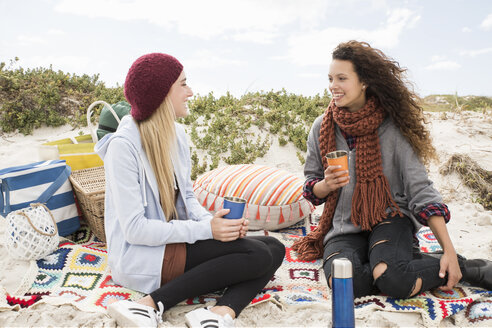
[341,130,356,150]
[302,130,450,225]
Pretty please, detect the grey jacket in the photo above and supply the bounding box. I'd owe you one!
[304,115,445,244]
[95,116,213,293]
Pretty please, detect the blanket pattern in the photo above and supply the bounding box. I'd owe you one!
[267,217,492,326]
[4,216,492,326]
[7,227,143,312]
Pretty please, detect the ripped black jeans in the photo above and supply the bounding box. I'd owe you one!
[323,215,464,299]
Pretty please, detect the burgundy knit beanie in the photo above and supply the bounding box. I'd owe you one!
[124,53,183,121]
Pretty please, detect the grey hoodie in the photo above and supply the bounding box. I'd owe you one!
[304,115,445,244]
[95,115,213,294]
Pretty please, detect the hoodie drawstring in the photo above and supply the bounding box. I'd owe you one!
[138,152,148,207]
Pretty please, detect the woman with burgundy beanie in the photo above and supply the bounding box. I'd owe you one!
[294,40,491,299]
[95,53,284,328]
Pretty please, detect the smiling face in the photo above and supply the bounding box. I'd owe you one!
[168,70,193,118]
[328,59,366,113]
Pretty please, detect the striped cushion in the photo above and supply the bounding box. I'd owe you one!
[193,164,314,230]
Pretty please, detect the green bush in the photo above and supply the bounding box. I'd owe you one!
[0,58,124,134]
[8,60,492,189]
[180,88,329,169]
[0,60,329,172]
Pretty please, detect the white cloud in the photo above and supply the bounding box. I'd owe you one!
[20,55,92,73]
[16,29,65,47]
[298,73,324,79]
[481,13,492,30]
[230,31,279,45]
[54,0,331,43]
[17,35,47,46]
[431,55,447,62]
[424,60,460,71]
[284,8,420,66]
[387,8,420,30]
[460,47,492,57]
[462,27,472,32]
[47,29,66,36]
[182,50,245,70]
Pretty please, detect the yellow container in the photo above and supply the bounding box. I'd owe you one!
[39,134,103,171]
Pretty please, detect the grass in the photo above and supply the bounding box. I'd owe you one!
[422,94,492,113]
[439,154,492,210]
[1,59,491,187]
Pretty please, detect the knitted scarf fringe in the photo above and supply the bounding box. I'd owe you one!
[292,192,338,261]
[351,175,402,231]
[291,232,324,262]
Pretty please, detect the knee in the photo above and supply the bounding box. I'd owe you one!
[372,262,387,280]
[324,255,375,298]
[249,238,284,268]
[265,237,285,267]
[374,265,419,298]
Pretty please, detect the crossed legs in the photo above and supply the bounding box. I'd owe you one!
[323,216,448,298]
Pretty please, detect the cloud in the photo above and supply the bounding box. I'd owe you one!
[230,31,279,45]
[460,47,492,57]
[20,55,92,73]
[298,73,324,79]
[462,27,472,32]
[431,55,447,62]
[182,50,246,70]
[47,29,66,36]
[17,35,47,46]
[54,0,331,43]
[424,60,460,71]
[481,13,492,30]
[15,29,65,47]
[284,8,420,66]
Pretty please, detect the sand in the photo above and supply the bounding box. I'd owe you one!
[0,110,491,327]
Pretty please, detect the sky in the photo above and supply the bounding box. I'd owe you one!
[1,0,492,98]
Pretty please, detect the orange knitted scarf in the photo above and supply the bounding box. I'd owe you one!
[292,98,402,261]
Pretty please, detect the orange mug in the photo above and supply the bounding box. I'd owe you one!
[326,150,349,177]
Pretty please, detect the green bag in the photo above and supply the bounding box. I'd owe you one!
[96,101,131,140]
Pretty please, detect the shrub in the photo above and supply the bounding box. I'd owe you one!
[0,58,124,134]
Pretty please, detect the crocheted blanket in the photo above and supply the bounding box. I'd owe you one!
[266,217,492,326]
[5,227,144,312]
[176,216,492,326]
[4,218,492,326]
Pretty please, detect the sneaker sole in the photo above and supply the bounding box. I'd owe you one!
[184,313,196,328]
[108,305,144,327]
[185,313,221,328]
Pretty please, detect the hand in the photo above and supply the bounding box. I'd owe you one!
[239,219,249,238]
[438,251,463,291]
[316,165,350,197]
[211,209,244,242]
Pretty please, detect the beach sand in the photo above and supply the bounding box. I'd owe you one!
[1,110,491,327]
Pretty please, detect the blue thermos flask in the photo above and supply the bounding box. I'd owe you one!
[332,258,355,328]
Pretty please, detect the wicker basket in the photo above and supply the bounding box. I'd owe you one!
[69,166,106,242]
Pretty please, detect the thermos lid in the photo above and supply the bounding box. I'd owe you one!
[332,258,353,279]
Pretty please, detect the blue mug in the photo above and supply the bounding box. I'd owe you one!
[223,196,246,219]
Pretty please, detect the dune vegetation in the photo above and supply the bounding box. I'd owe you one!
[1,59,491,183]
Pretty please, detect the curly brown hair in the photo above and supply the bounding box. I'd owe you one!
[332,40,436,164]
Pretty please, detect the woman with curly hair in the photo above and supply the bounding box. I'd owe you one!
[293,40,491,298]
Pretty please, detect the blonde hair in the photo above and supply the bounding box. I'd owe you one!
[137,97,177,221]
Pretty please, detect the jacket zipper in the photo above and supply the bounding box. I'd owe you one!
[340,150,353,234]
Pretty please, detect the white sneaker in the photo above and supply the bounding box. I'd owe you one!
[107,300,164,327]
[185,307,235,328]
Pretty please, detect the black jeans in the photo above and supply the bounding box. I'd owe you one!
[150,236,285,316]
[323,215,464,299]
